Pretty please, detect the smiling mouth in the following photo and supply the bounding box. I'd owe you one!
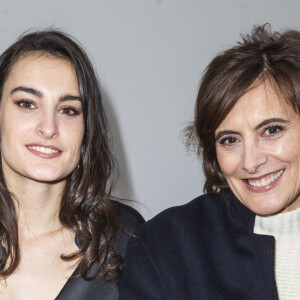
[244,170,284,188]
[26,145,59,154]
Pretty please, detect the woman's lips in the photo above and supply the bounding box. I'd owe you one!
[26,144,62,159]
[242,169,284,192]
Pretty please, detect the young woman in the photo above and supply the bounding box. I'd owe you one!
[0,30,144,299]
[119,25,300,299]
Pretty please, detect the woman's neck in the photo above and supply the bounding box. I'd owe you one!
[5,174,66,240]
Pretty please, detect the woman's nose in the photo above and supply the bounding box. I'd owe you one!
[241,139,268,174]
[36,112,59,139]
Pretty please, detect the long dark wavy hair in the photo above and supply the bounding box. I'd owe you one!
[0,30,121,280]
[187,24,300,193]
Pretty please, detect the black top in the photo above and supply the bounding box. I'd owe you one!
[55,201,144,300]
[119,189,278,300]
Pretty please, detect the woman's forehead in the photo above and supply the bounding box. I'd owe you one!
[216,83,296,131]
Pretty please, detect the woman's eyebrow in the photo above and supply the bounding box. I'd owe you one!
[59,94,82,102]
[254,118,289,130]
[11,86,43,97]
[215,130,239,140]
[10,87,81,102]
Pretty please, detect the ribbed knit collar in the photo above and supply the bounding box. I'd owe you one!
[254,206,300,245]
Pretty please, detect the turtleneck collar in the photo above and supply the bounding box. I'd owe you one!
[254,206,300,244]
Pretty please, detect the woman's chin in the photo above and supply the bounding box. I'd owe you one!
[24,169,68,184]
[244,200,288,216]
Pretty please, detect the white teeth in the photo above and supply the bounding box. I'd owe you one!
[27,145,58,154]
[256,181,261,187]
[247,170,283,187]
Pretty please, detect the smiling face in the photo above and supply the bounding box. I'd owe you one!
[215,83,300,215]
[0,53,84,185]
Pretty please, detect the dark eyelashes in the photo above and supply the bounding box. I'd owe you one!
[217,123,285,145]
[14,100,81,116]
[15,99,36,109]
[60,107,80,116]
[15,99,34,105]
[218,136,236,145]
[265,124,284,132]
[219,137,229,145]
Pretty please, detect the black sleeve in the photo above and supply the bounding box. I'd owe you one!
[111,201,145,259]
[118,234,167,300]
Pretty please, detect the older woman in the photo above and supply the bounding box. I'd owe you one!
[0,30,144,299]
[119,25,300,299]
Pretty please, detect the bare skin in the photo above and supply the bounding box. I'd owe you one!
[0,179,80,300]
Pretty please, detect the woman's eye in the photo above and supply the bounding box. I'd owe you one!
[59,107,79,116]
[264,125,283,136]
[219,136,238,145]
[16,100,36,109]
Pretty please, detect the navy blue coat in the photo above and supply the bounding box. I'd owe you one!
[119,189,279,299]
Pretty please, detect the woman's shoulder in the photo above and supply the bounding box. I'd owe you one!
[111,200,144,231]
[110,200,145,256]
[133,189,246,244]
[141,191,230,228]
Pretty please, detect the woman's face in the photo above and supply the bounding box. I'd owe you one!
[0,53,84,184]
[215,83,300,215]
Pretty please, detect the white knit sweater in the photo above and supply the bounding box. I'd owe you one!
[254,208,300,300]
